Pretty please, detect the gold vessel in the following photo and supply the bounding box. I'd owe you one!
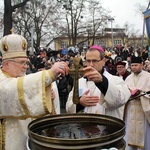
[28,113,125,150]
[28,57,126,150]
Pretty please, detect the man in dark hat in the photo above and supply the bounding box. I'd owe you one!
[115,61,130,80]
[131,55,143,64]
[124,56,150,149]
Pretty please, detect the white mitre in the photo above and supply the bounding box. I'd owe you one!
[0,33,27,59]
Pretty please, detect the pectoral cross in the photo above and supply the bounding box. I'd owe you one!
[69,57,84,104]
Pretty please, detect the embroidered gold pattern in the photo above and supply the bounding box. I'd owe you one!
[18,77,31,117]
[2,43,8,51]
[0,119,6,150]
[22,40,27,51]
[42,70,49,113]
[48,70,55,81]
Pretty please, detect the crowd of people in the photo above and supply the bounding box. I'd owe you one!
[0,33,68,149]
[0,33,150,150]
[24,43,150,76]
[25,41,150,113]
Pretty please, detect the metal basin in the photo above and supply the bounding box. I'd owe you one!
[28,113,125,150]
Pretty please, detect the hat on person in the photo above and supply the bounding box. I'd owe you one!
[131,56,142,64]
[37,63,45,70]
[89,45,104,52]
[115,61,126,67]
[0,33,27,60]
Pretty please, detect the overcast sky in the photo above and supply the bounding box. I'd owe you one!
[101,0,149,34]
[0,0,149,35]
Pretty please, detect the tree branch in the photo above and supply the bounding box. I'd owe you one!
[12,0,30,12]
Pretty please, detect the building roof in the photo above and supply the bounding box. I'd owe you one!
[104,28,125,32]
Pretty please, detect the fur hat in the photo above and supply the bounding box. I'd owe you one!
[0,33,27,60]
[131,56,142,64]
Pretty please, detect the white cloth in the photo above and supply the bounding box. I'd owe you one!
[124,70,150,149]
[0,69,54,150]
[79,79,105,114]
[52,81,60,114]
[66,70,131,119]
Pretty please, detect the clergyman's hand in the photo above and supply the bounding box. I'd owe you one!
[83,66,103,83]
[50,62,68,78]
[79,89,99,107]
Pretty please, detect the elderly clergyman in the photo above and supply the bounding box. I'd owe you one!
[0,33,68,150]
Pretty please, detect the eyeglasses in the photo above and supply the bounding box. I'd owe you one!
[117,66,125,69]
[8,59,30,66]
[85,59,101,65]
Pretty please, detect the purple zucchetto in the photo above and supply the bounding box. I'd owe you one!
[89,45,104,52]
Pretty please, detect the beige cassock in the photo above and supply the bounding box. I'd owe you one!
[66,70,131,120]
[0,69,55,150]
[124,70,150,149]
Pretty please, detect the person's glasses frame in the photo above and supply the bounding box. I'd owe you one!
[85,59,101,65]
[8,59,30,66]
[117,66,125,69]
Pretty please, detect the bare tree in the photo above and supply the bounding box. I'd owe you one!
[60,0,86,46]
[86,0,110,45]
[119,22,139,46]
[7,0,112,49]
[59,0,110,47]
[135,1,149,15]
[13,0,63,48]
[3,0,30,36]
